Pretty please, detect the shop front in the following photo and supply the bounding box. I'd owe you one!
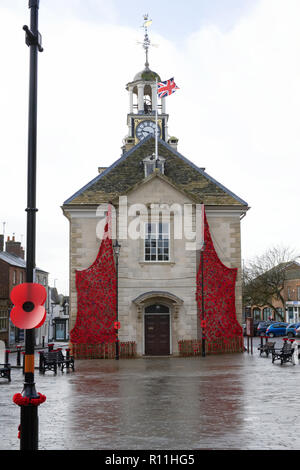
[285,301,300,323]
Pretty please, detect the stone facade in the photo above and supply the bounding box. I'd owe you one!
[63,175,245,355]
[62,64,248,356]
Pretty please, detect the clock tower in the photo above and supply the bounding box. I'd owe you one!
[122,15,178,153]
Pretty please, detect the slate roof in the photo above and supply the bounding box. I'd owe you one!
[0,251,48,273]
[63,136,248,208]
[0,251,26,268]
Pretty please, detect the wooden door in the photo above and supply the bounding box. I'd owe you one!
[145,314,170,355]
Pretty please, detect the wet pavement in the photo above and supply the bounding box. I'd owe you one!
[1,337,300,450]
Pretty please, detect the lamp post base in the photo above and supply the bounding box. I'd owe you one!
[20,405,39,450]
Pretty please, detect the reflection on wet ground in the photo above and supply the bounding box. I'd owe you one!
[1,337,300,450]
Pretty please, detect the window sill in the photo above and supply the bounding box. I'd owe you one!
[139,261,175,267]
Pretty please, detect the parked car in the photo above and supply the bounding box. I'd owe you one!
[286,322,300,338]
[265,322,289,337]
[256,321,278,336]
[295,326,300,338]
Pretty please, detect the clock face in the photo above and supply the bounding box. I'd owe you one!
[136,120,161,141]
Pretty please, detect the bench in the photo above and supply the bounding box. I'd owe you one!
[0,363,11,381]
[56,349,75,372]
[272,341,294,365]
[40,351,59,374]
[258,341,276,357]
[39,349,75,374]
[0,349,11,381]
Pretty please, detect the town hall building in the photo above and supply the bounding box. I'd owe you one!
[62,21,249,358]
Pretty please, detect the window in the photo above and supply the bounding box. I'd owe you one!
[13,270,17,285]
[144,222,169,262]
[276,307,283,320]
[263,307,272,320]
[144,161,155,177]
[143,155,165,177]
[145,304,169,313]
[0,314,8,332]
[253,308,261,320]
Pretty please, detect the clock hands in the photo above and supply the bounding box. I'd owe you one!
[136,120,160,141]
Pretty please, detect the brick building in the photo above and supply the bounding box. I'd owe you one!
[245,262,300,323]
[0,235,48,345]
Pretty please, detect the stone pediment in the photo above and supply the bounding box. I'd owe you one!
[63,136,248,209]
[121,169,198,206]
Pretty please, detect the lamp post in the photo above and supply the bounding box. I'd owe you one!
[201,243,206,357]
[21,0,43,450]
[113,240,121,360]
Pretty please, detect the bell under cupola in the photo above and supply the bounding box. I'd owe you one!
[123,15,175,153]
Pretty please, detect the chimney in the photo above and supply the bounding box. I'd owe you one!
[122,137,135,154]
[168,136,179,152]
[6,236,25,259]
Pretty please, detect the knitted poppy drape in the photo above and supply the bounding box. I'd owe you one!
[70,216,117,345]
[196,210,243,346]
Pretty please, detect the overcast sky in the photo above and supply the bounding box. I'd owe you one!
[0,0,299,295]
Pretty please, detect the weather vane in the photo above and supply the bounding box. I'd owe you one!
[138,14,156,69]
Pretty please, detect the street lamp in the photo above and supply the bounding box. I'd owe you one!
[21,0,43,450]
[201,244,206,357]
[113,240,121,360]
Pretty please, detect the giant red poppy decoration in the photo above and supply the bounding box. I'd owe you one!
[10,283,47,329]
[70,207,117,345]
[196,209,243,351]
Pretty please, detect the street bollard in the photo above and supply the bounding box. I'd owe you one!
[38,351,43,371]
[5,350,10,366]
[16,346,22,366]
[66,348,70,369]
[260,335,264,349]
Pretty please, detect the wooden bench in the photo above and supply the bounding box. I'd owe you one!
[272,341,294,365]
[40,351,59,374]
[56,349,75,372]
[39,349,75,373]
[0,363,11,381]
[258,341,276,357]
[0,350,11,381]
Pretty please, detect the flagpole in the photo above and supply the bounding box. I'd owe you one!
[155,77,158,164]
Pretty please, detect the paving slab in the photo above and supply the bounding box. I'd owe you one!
[1,337,300,450]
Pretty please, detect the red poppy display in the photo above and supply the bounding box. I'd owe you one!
[70,213,117,345]
[196,209,243,351]
[70,205,243,353]
[13,392,46,407]
[10,283,47,329]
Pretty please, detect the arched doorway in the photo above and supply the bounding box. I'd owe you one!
[144,304,170,356]
[133,291,184,356]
